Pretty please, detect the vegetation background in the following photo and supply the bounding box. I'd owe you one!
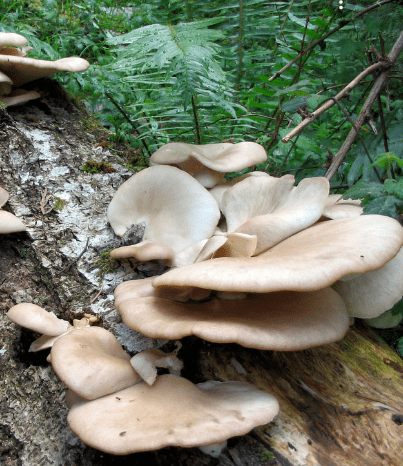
[1,0,403,350]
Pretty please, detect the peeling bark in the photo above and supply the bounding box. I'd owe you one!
[1,79,402,466]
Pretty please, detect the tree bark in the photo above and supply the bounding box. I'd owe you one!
[1,79,403,466]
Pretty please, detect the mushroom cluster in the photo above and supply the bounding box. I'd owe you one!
[0,186,26,233]
[7,302,279,455]
[0,31,90,106]
[110,141,403,351]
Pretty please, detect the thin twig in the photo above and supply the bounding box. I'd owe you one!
[105,91,151,157]
[268,0,398,82]
[89,287,103,304]
[40,188,53,215]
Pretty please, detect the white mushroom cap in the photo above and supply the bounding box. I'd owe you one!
[116,288,349,350]
[0,210,26,234]
[0,70,12,96]
[150,141,267,173]
[67,374,279,455]
[7,303,70,336]
[153,215,403,294]
[50,327,141,400]
[0,55,90,87]
[130,348,183,386]
[222,174,330,254]
[107,165,220,255]
[0,187,9,207]
[110,240,175,265]
[321,194,363,220]
[1,89,41,107]
[0,32,28,47]
[114,277,211,306]
[332,247,403,318]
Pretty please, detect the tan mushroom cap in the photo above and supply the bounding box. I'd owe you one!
[0,210,26,233]
[7,303,69,336]
[114,277,211,306]
[117,288,349,350]
[0,55,90,87]
[194,232,257,262]
[130,348,183,386]
[222,175,330,254]
[0,70,12,96]
[153,215,403,294]
[321,194,363,220]
[110,240,175,265]
[0,45,33,57]
[50,327,141,400]
[0,32,28,47]
[0,187,9,207]
[1,89,41,107]
[150,141,267,173]
[107,165,220,254]
[332,247,403,318]
[67,374,279,455]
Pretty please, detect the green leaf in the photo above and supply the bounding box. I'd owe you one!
[370,152,403,169]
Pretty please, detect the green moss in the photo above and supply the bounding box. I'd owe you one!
[53,197,68,211]
[82,160,116,174]
[94,249,117,282]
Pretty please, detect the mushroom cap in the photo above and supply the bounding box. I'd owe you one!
[1,88,40,106]
[222,175,330,254]
[0,55,90,87]
[0,70,13,96]
[153,215,403,294]
[130,348,183,386]
[114,277,211,306]
[7,303,69,336]
[321,194,363,220]
[0,210,26,234]
[50,327,141,400]
[1,89,41,107]
[116,288,350,350]
[67,374,279,455]
[107,165,220,254]
[0,32,28,47]
[150,141,267,173]
[0,187,9,207]
[110,240,175,265]
[332,247,403,318]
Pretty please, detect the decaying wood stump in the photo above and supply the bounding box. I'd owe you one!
[1,79,402,466]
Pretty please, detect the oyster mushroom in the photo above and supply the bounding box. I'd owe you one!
[67,374,279,455]
[107,165,220,260]
[150,141,267,188]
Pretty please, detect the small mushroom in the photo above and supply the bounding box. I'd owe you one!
[50,326,141,400]
[1,89,41,107]
[130,346,183,386]
[67,374,279,455]
[7,303,70,336]
[0,187,26,233]
[110,240,175,266]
